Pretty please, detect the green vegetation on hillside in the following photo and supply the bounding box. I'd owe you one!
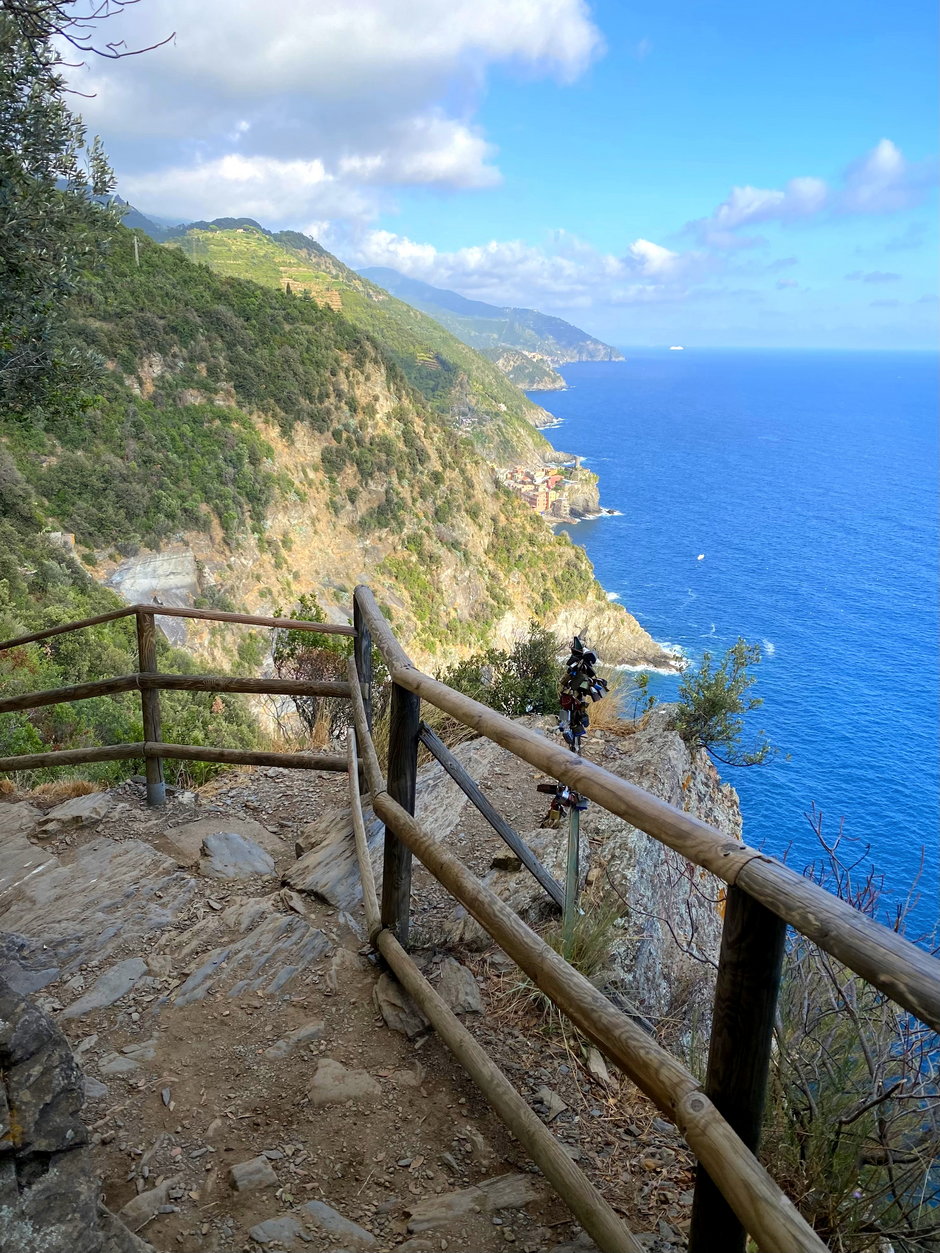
[166,221,553,465]
[0,449,256,785]
[4,230,382,546]
[0,222,604,772]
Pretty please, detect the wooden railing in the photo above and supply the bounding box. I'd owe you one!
[1,588,938,1253]
[347,585,940,1253]
[0,603,356,800]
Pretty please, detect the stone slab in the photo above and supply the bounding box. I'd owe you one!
[62,958,148,1019]
[157,816,282,866]
[199,830,275,880]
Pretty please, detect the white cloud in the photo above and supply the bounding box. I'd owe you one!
[328,226,709,310]
[687,140,936,248]
[336,116,498,189]
[628,238,681,276]
[124,155,372,224]
[86,0,602,98]
[690,176,828,245]
[839,139,928,214]
[70,0,600,221]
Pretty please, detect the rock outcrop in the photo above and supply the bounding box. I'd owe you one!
[427,707,737,1038]
[565,467,602,518]
[0,979,152,1253]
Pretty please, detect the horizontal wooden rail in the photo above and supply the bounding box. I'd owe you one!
[0,743,146,771]
[0,673,352,715]
[136,604,356,635]
[145,743,349,772]
[0,603,355,653]
[0,606,138,651]
[419,722,565,909]
[145,674,351,698]
[0,742,349,774]
[352,586,940,1034]
[0,676,140,714]
[370,786,827,1253]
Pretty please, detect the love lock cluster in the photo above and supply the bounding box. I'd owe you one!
[537,780,587,827]
[558,634,608,746]
[538,636,607,828]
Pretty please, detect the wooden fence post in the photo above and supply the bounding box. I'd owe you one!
[353,596,373,732]
[382,680,419,945]
[688,884,787,1253]
[135,609,165,808]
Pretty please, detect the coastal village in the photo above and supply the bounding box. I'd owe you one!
[497,459,599,521]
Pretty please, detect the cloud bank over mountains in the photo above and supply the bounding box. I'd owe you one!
[316,139,933,316]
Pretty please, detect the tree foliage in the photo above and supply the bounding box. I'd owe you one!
[673,637,777,766]
[440,622,562,718]
[0,11,118,408]
[763,809,940,1249]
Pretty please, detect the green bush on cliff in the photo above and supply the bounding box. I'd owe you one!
[673,638,778,766]
[440,622,561,717]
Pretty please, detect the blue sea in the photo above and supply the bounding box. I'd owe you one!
[532,351,939,938]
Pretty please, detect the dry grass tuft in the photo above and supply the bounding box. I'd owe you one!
[585,667,656,738]
[0,778,17,798]
[23,778,103,805]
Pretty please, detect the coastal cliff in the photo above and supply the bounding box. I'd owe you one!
[480,348,567,391]
[565,466,602,518]
[0,230,673,675]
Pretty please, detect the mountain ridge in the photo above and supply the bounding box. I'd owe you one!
[359,265,624,387]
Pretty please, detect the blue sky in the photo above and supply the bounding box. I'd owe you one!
[74,0,938,347]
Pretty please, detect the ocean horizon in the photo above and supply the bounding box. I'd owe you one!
[531,348,939,938]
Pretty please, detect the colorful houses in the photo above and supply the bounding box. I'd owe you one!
[498,465,574,519]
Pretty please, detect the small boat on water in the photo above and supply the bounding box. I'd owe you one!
[669,345,685,351]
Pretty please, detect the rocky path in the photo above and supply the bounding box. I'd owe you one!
[0,714,726,1252]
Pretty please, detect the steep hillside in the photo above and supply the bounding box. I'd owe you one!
[360,267,623,371]
[164,222,554,467]
[479,347,566,391]
[0,229,670,703]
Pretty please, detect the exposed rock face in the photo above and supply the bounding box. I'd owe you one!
[485,348,567,391]
[0,979,152,1253]
[104,548,199,644]
[565,467,601,518]
[430,708,736,1038]
[548,601,679,670]
[583,707,738,1029]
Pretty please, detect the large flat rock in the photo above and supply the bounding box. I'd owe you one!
[286,737,501,908]
[156,817,283,867]
[0,838,196,985]
[0,828,58,899]
[0,801,43,843]
[151,895,332,1006]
